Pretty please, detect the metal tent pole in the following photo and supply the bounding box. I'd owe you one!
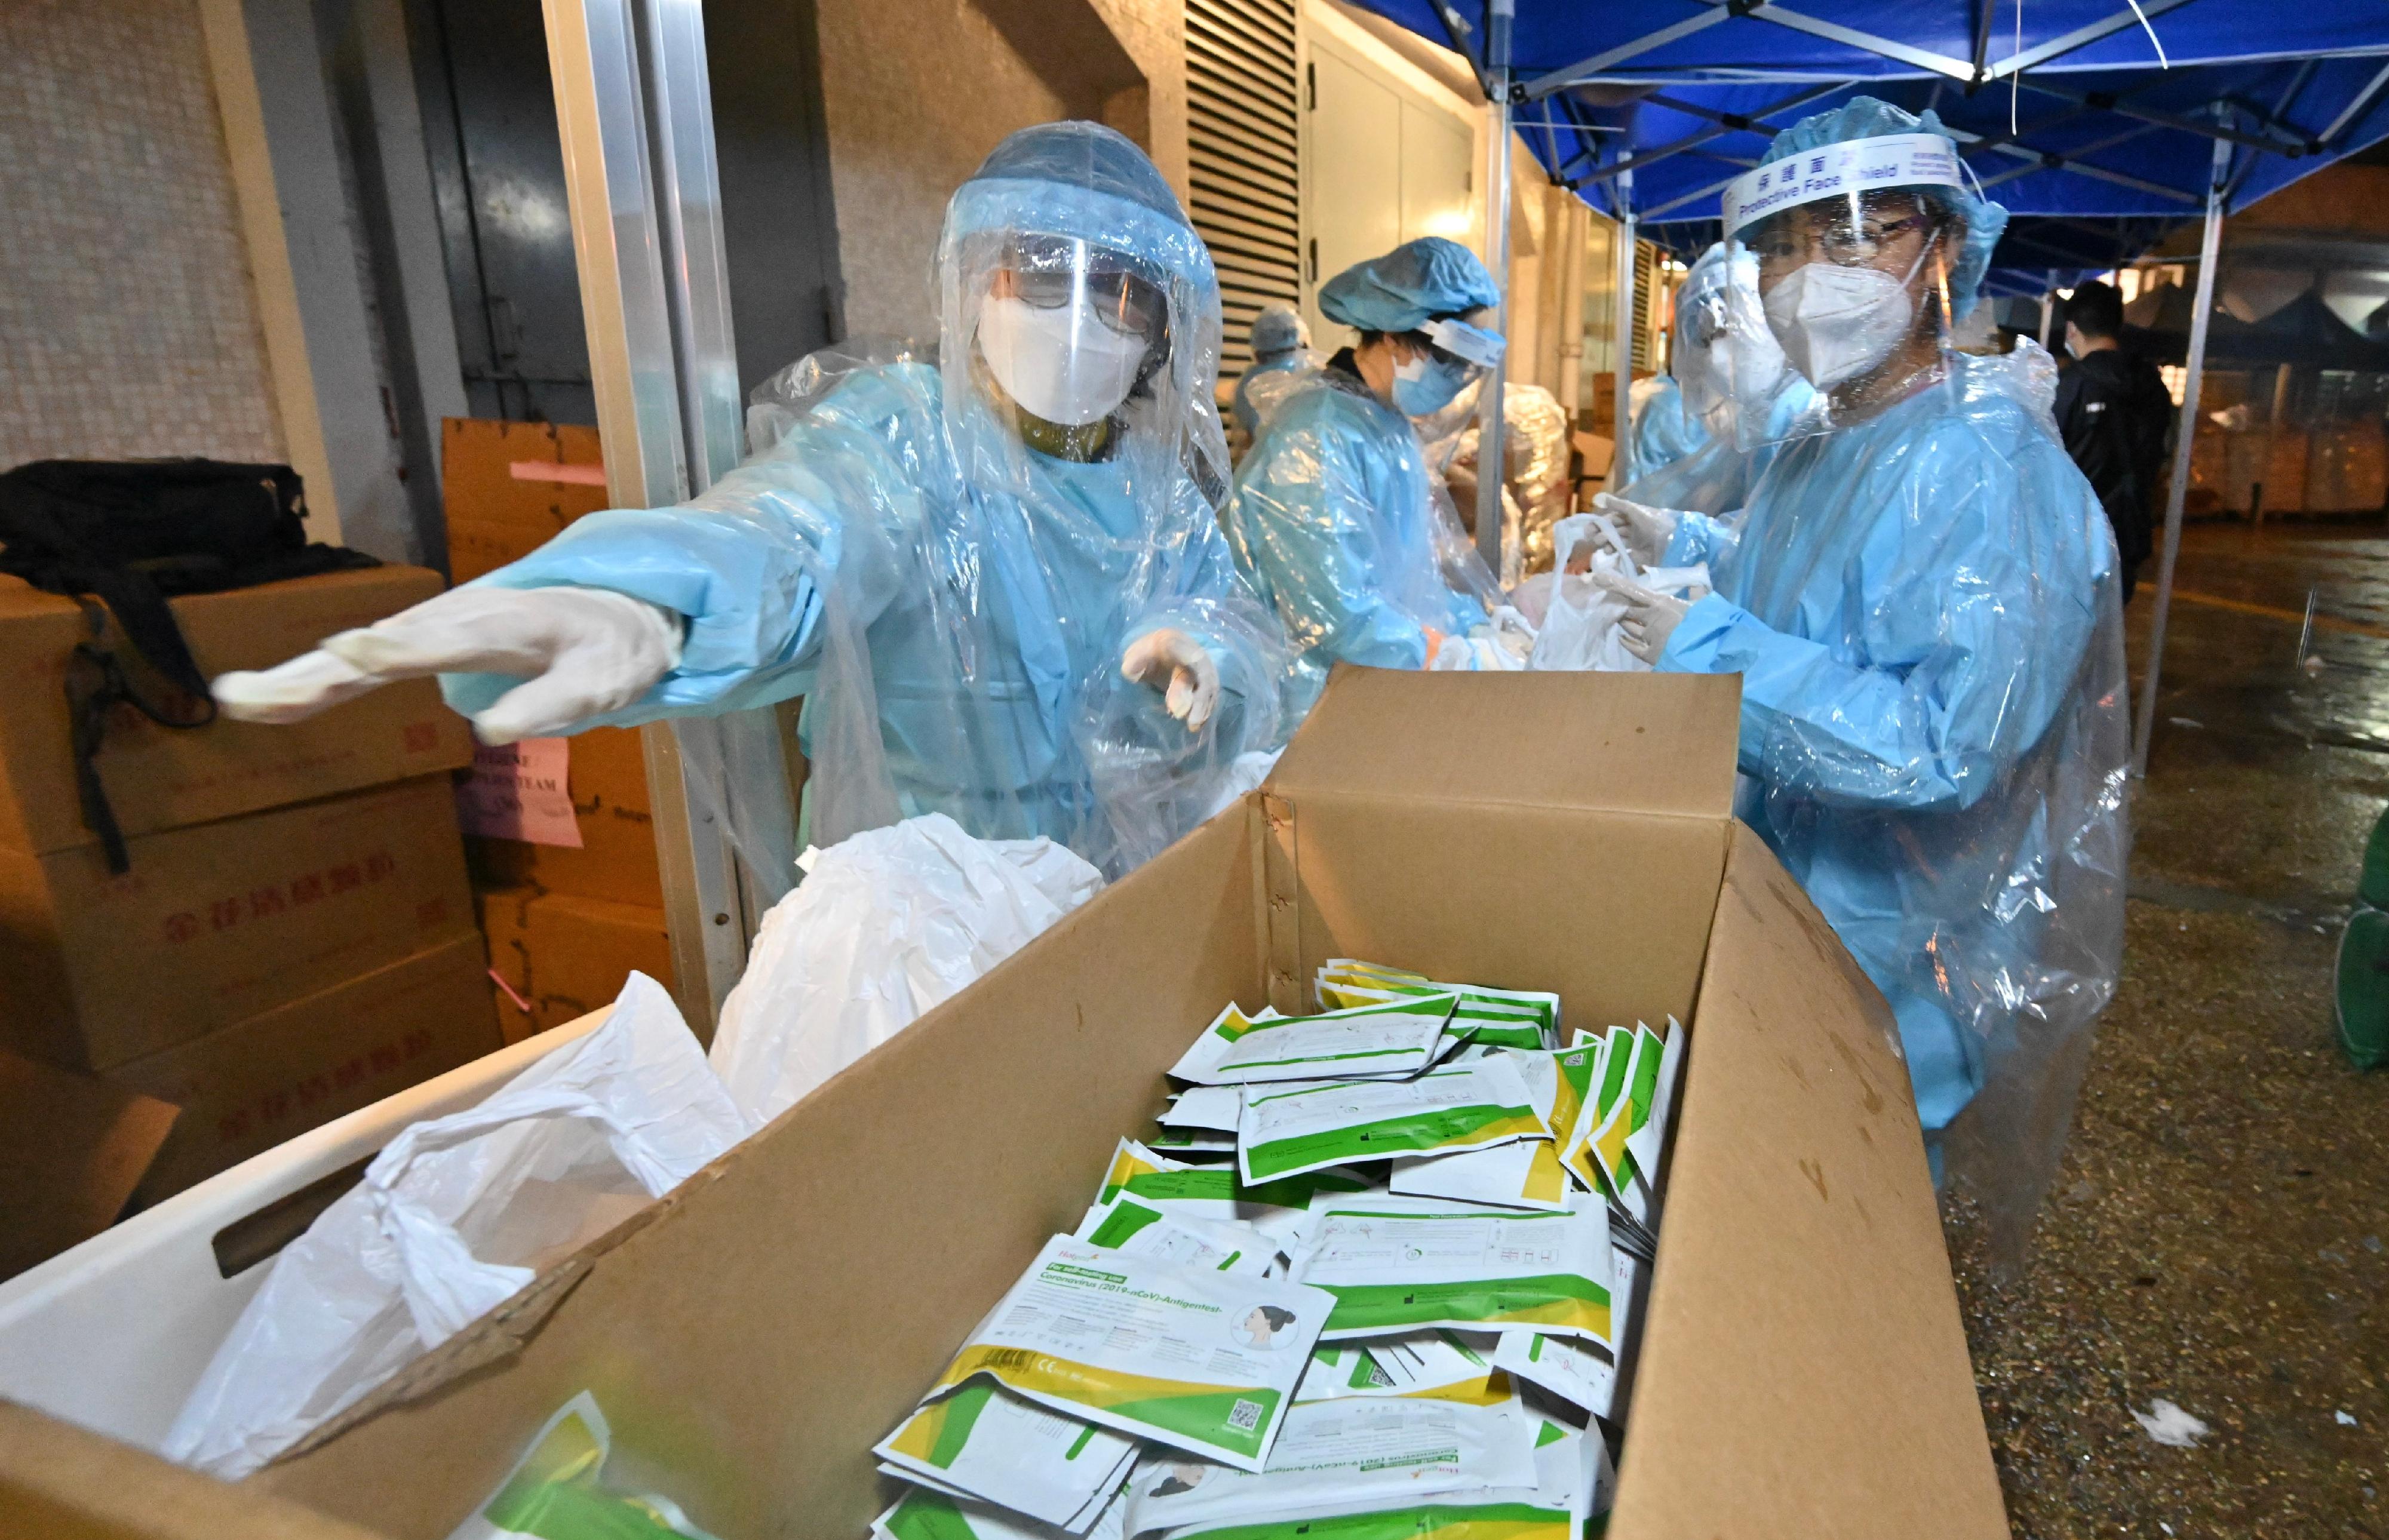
[1611,171,1636,484]
[2131,128,2233,778]
[543,0,790,1030]
[1474,0,1513,575]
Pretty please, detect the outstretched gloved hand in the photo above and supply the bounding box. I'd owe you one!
[1120,628,1220,733]
[1590,570,1693,666]
[211,586,685,744]
[1590,493,1685,567]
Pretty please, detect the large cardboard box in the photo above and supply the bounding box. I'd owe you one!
[0,777,476,1071]
[0,1050,179,1282]
[0,567,474,856]
[103,932,499,1204]
[478,886,673,1043]
[0,671,2006,1540]
[465,726,662,907]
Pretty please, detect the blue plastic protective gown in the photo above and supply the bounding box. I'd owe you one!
[1657,343,2128,1247]
[441,122,1291,877]
[1623,374,1817,518]
[1224,367,1494,709]
[1232,351,1316,437]
[1616,376,1709,488]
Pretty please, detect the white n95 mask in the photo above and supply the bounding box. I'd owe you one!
[978,294,1149,426]
[1762,262,1915,391]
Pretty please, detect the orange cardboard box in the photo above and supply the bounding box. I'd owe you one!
[478,886,671,1044]
[0,776,475,1071]
[465,726,661,907]
[0,568,473,856]
[103,933,499,1204]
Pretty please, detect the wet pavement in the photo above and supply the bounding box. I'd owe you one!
[1949,521,2389,1538]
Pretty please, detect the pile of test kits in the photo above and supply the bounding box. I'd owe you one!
[871,960,1687,1540]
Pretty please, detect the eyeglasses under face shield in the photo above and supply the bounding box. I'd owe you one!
[994,234,1172,353]
[1746,191,1943,281]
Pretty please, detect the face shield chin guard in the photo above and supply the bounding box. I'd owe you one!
[1724,132,1978,441]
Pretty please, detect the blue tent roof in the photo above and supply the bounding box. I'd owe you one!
[1350,3,2389,238]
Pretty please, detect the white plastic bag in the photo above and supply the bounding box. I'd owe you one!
[708,813,1103,1126]
[165,973,747,1479]
[1528,515,1707,674]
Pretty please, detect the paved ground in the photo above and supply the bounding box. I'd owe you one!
[1949,521,2389,1539]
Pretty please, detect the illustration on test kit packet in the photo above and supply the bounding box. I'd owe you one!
[875,1381,1137,1530]
[925,1236,1335,1472]
[1295,1192,1613,1346]
[1237,1056,1546,1182]
[1169,994,1461,1085]
[1116,1393,1541,1536]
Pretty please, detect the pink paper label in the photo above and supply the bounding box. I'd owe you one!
[455,737,584,848]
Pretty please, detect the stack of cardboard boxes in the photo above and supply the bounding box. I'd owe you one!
[0,565,500,1264]
[442,419,674,1043]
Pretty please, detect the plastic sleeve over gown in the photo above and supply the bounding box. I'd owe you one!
[1657,344,2128,1258]
[1223,370,1494,709]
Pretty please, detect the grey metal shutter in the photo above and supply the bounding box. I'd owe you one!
[1186,0,1301,377]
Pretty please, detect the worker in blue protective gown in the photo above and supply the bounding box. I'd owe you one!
[1617,242,1817,518]
[210,122,1292,878]
[1230,302,1318,439]
[1223,236,1516,709]
[1592,98,2128,1260]
[1614,374,1708,489]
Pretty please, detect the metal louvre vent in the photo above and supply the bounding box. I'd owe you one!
[1632,239,1658,374]
[1187,0,1301,377]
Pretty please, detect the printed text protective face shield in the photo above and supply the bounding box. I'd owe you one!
[1722,132,1971,446]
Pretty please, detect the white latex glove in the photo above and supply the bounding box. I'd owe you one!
[212,586,684,744]
[1590,570,1693,666]
[1120,628,1220,733]
[1590,493,1684,566]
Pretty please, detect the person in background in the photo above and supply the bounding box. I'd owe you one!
[210,122,1291,879]
[2055,280,2170,600]
[1223,236,1518,708]
[1615,375,1707,489]
[1589,97,2127,1261]
[1230,302,1317,441]
[1421,380,1573,584]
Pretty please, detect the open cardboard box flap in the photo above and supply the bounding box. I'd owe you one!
[1267,666,1739,819]
[0,667,2004,1540]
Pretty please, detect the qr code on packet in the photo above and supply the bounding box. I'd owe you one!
[1227,1398,1263,1432]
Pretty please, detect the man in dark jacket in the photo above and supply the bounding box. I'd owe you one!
[2055,281,2173,599]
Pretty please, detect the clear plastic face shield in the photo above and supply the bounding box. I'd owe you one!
[1722,133,1972,444]
[945,225,1229,502]
[1391,315,1503,422]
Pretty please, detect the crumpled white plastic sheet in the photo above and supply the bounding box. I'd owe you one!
[708,813,1104,1127]
[164,974,747,1479]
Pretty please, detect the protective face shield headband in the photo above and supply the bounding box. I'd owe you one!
[976,235,1171,428]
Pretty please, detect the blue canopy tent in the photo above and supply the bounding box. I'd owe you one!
[1349,0,2389,771]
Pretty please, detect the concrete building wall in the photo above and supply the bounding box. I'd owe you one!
[816,0,1185,343]
[0,0,285,469]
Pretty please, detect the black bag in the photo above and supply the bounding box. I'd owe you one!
[0,459,381,871]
